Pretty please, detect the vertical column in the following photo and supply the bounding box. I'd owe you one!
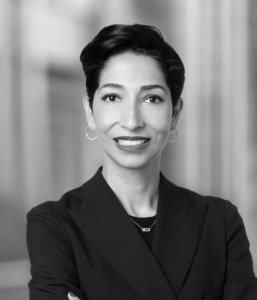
[0,0,15,202]
[220,0,233,201]
[19,0,51,210]
[200,0,214,195]
[230,0,249,214]
[248,0,257,272]
[182,0,204,190]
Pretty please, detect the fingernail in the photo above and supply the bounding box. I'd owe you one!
[69,292,75,297]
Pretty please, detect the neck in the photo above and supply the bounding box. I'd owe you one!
[102,158,160,217]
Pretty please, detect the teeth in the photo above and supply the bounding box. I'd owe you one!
[117,140,147,146]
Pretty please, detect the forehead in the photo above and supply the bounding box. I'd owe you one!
[99,52,167,87]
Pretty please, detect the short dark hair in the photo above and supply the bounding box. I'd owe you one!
[80,24,185,110]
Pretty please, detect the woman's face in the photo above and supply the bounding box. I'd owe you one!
[84,52,182,170]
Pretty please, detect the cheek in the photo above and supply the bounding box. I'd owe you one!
[146,109,172,135]
[94,116,109,135]
[93,108,117,136]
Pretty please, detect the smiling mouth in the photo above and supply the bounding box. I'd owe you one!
[114,137,150,146]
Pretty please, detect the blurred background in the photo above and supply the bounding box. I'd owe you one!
[0,0,257,299]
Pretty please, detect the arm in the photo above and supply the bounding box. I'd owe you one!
[27,207,85,300]
[222,201,257,299]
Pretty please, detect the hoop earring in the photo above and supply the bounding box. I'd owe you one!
[86,126,97,140]
[168,128,178,143]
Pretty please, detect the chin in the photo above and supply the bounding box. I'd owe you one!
[108,153,161,170]
[117,161,148,170]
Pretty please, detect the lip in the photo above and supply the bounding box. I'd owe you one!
[114,136,150,152]
[113,136,150,141]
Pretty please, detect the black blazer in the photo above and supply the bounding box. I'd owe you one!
[27,167,257,300]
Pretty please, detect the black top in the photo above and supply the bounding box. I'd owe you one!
[129,215,156,248]
[26,167,257,300]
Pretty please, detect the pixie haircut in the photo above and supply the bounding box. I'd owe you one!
[80,24,185,110]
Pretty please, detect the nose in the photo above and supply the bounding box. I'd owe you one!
[120,102,144,130]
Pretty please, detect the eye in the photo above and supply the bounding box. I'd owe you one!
[102,94,121,102]
[144,95,163,104]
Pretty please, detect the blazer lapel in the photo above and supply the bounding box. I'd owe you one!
[152,173,208,296]
[68,168,177,300]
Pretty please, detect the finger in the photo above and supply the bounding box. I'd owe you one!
[68,291,80,300]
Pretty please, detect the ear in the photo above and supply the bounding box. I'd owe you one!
[170,97,183,131]
[83,96,95,128]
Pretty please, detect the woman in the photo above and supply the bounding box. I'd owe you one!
[27,24,257,300]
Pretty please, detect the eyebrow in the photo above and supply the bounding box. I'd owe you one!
[141,84,167,94]
[98,83,123,92]
[98,83,167,94]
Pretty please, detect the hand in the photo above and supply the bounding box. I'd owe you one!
[68,292,80,300]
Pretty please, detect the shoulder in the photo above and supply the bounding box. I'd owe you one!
[27,184,84,222]
[27,167,104,219]
[26,184,87,254]
[174,183,240,222]
[177,185,249,247]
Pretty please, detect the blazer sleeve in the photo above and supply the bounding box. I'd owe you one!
[26,206,86,300]
[222,200,257,299]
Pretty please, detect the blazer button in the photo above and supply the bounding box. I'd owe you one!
[204,297,212,300]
